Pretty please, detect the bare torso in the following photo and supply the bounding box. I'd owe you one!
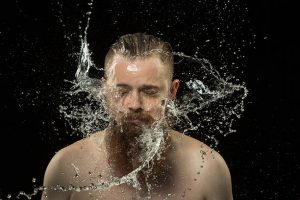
[41,130,232,200]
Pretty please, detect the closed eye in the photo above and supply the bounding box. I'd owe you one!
[141,87,160,96]
[114,85,131,97]
[117,88,130,96]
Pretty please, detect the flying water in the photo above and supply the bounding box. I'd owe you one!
[59,38,248,142]
[2,22,248,200]
[50,36,248,198]
[0,1,250,199]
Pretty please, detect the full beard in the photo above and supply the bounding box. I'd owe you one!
[115,111,156,137]
[105,112,169,175]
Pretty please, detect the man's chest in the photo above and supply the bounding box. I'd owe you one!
[69,171,204,200]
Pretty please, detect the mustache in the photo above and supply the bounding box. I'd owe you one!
[122,112,155,124]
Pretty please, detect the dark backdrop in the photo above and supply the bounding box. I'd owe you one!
[0,0,298,199]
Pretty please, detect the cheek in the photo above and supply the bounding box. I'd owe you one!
[108,99,126,114]
[105,94,123,114]
[143,98,166,115]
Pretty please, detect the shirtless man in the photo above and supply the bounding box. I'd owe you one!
[41,33,233,200]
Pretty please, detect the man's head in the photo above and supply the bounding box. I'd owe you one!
[104,32,174,81]
[103,33,179,132]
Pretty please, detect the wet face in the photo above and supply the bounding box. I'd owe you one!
[104,54,179,130]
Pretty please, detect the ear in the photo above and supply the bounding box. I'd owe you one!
[100,77,107,86]
[100,77,109,100]
[170,79,180,100]
[100,77,107,92]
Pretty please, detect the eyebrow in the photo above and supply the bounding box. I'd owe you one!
[140,85,160,90]
[116,84,132,89]
[116,84,160,90]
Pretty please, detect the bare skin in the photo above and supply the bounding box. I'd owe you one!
[41,130,232,200]
[41,55,233,200]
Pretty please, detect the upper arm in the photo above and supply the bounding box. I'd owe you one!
[41,149,72,200]
[201,151,233,200]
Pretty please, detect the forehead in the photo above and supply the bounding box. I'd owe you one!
[107,55,169,84]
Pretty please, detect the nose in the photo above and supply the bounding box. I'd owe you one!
[126,91,143,112]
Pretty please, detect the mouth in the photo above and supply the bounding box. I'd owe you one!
[120,113,154,127]
[129,118,143,125]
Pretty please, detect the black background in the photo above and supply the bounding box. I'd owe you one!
[0,0,298,199]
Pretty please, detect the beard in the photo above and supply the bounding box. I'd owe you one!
[105,111,169,173]
[114,111,155,137]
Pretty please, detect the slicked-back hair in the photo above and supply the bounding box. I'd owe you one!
[104,32,174,80]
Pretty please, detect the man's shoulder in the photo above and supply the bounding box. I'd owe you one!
[45,131,105,173]
[170,130,233,199]
[170,130,214,154]
[49,138,88,163]
[43,131,106,185]
[170,130,228,169]
[44,139,85,177]
[53,131,104,158]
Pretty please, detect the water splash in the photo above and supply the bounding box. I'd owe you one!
[0,0,250,199]
[48,34,247,198]
[1,26,248,200]
[59,39,248,142]
[59,37,108,137]
[42,20,247,200]
[170,52,248,145]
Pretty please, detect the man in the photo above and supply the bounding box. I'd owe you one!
[41,32,233,200]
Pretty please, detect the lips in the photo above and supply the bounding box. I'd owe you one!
[121,112,155,127]
[129,118,143,125]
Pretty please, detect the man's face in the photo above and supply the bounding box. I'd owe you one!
[104,54,178,130]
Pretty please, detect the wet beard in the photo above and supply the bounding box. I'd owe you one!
[105,112,168,176]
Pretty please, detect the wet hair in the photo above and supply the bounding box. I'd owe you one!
[104,32,174,80]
